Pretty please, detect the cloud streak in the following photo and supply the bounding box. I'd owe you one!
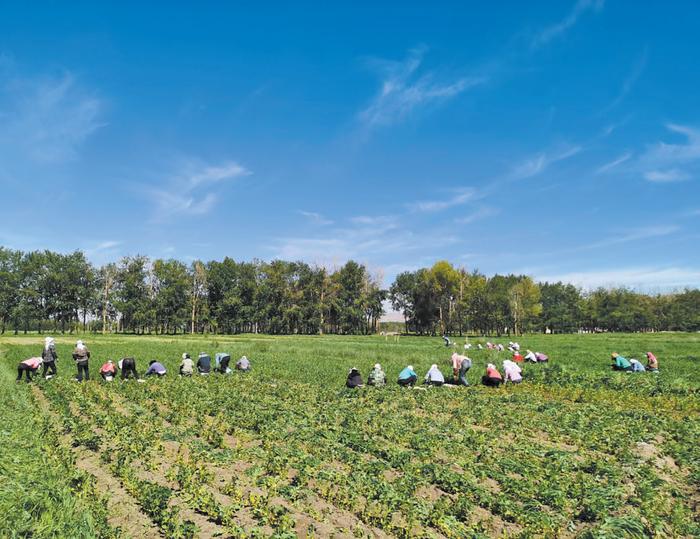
[536,266,700,290]
[510,145,582,180]
[596,152,632,174]
[408,188,479,213]
[359,47,486,128]
[0,70,102,164]
[142,160,250,221]
[531,0,605,49]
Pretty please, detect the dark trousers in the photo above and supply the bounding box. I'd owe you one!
[482,376,502,387]
[42,361,57,377]
[121,361,138,379]
[17,364,36,382]
[612,365,632,371]
[76,362,90,382]
[398,375,417,387]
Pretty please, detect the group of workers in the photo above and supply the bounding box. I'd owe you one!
[611,352,659,373]
[345,348,539,389]
[15,337,252,383]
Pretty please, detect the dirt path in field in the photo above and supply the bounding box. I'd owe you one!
[31,386,162,539]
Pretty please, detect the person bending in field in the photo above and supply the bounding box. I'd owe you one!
[457,356,472,386]
[443,335,452,347]
[629,359,646,373]
[535,352,549,362]
[512,351,524,363]
[180,353,194,376]
[145,360,167,377]
[451,352,467,381]
[646,352,659,372]
[524,350,537,363]
[482,363,503,387]
[100,360,118,381]
[215,353,231,373]
[503,360,522,384]
[197,352,211,375]
[16,357,43,383]
[119,357,139,380]
[235,356,251,371]
[611,353,632,371]
[424,364,445,386]
[397,365,418,387]
[42,336,58,379]
[346,367,363,388]
[72,340,91,382]
[367,363,386,386]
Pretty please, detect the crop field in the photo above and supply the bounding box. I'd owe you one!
[1,333,699,538]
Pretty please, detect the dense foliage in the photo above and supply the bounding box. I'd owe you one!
[1,332,698,538]
[1,247,700,336]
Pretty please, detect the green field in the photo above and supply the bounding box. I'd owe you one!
[1,333,699,538]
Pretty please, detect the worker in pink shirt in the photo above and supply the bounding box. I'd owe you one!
[481,363,503,387]
[16,357,43,383]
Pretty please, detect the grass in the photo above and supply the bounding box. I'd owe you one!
[0,332,698,538]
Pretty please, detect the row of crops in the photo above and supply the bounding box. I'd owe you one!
[2,333,699,537]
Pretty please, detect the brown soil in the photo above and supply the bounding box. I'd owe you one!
[31,386,161,538]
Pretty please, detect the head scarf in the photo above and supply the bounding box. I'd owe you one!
[76,340,86,351]
[374,363,381,370]
[407,365,414,371]
[45,337,55,350]
[182,353,189,360]
[487,363,496,370]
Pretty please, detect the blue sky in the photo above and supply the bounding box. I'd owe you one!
[1,1,700,292]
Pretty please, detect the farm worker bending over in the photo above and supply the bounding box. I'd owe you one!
[367,363,386,386]
[119,357,139,380]
[197,352,211,375]
[451,352,467,380]
[458,356,472,386]
[646,352,659,372]
[512,352,524,363]
[482,364,503,387]
[496,344,505,352]
[145,360,167,377]
[502,360,522,384]
[72,340,91,382]
[346,368,363,388]
[524,350,537,362]
[629,359,646,373]
[215,353,231,373]
[535,352,549,362]
[42,336,58,379]
[397,365,418,387]
[16,357,43,383]
[424,364,445,386]
[611,353,632,371]
[180,353,194,376]
[236,356,251,371]
[443,336,451,347]
[100,360,117,381]
[508,342,520,352]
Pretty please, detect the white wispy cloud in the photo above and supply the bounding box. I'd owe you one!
[273,214,457,266]
[600,49,647,113]
[455,207,500,224]
[299,210,334,226]
[531,0,605,49]
[643,169,690,183]
[637,123,700,183]
[142,160,250,221]
[511,145,582,180]
[567,225,679,253]
[359,47,486,128]
[409,188,479,213]
[0,70,102,163]
[596,152,632,174]
[536,266,700,291]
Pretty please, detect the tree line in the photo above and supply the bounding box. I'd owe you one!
[0,247,698,335]
[389,261,700,335]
